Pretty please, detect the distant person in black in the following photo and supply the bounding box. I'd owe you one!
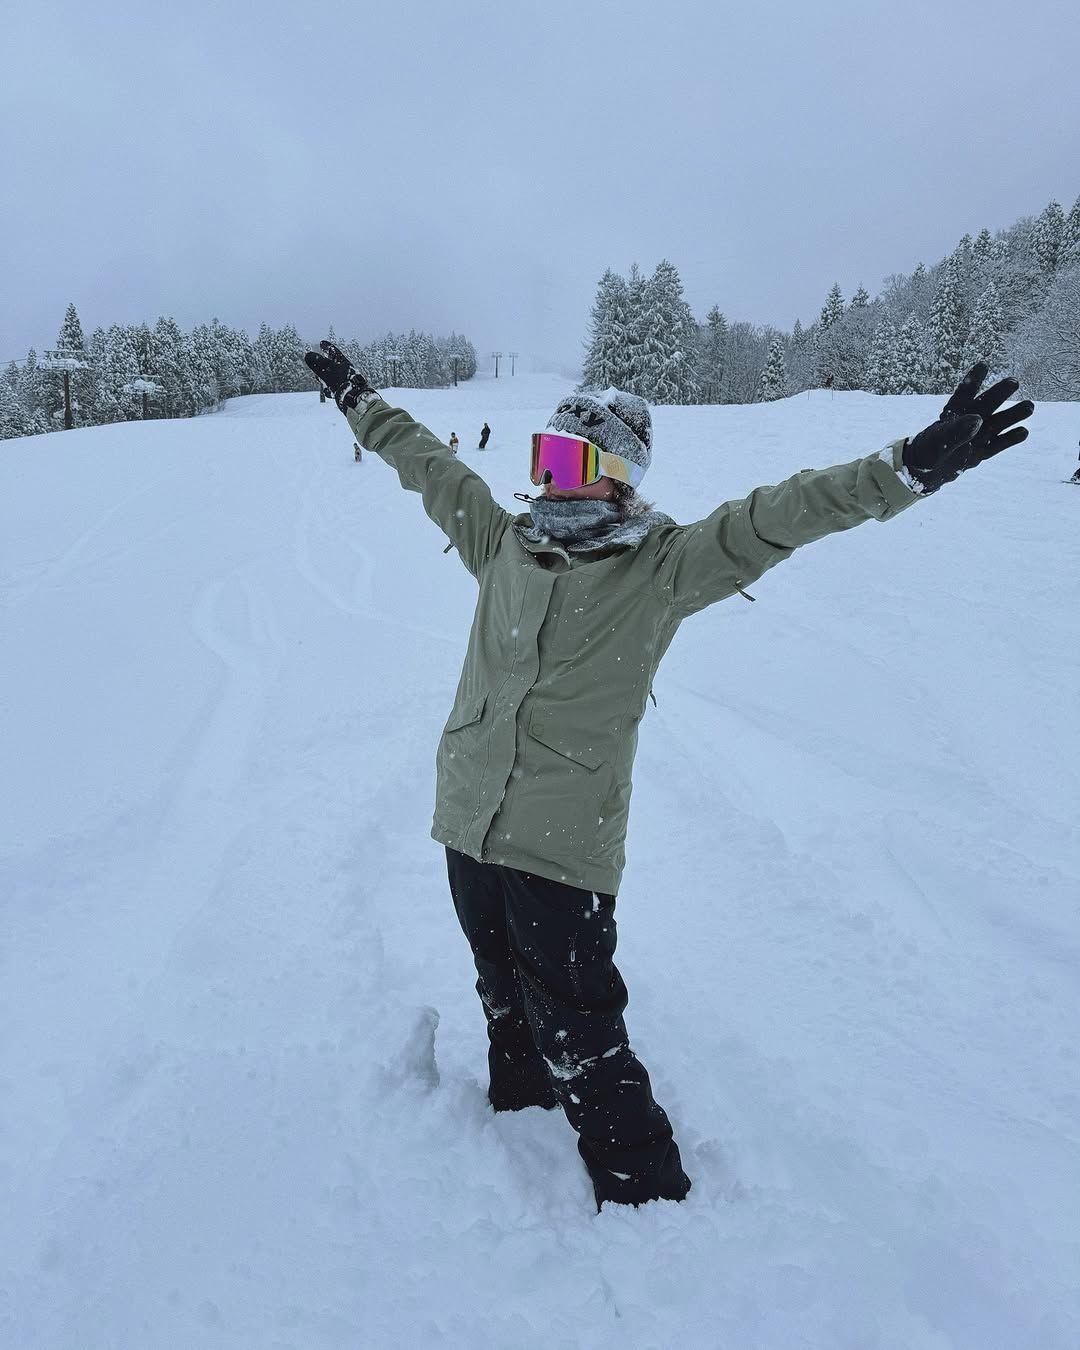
[478,422,491,450]
[1071,441,1080,483]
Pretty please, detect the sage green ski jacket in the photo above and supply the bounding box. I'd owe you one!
[345,395,920,895]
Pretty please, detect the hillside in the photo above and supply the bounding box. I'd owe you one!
[2,372,1078,1349]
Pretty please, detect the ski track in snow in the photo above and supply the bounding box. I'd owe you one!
[1,377,1079,1349]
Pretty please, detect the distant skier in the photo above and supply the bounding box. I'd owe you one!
[1070,441,1080,483]
[305,340,1033,1212]
[449,432,459,456]
[478,422,491,450]
[353,442,362,463]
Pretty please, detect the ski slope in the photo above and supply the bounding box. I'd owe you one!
[2,372,1078,1349]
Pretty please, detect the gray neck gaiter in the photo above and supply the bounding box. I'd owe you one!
[520,492,676,553]
[525,496,623,550]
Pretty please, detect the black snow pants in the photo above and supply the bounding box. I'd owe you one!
[445,847,691,1210]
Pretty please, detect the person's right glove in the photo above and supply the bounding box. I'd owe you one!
[304,340,378,414]
[902,364,1035,494]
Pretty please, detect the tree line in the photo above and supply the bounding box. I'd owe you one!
[580,194,1080,405]
[0,312,478,440]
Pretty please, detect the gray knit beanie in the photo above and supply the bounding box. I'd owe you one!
[546,388,652,482]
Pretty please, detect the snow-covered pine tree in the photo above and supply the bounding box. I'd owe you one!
[821,298,877,390]
[962,281,1005,375]
[759,336,787,401]
[580,269,631,391]
[850,285,870,309]
[0,368,33,439]
[347,337,371,385]
[643,260,700,404]
[984,218,1044,332]
[153,315,197,414]
[128,323,156,384]
[391,332,411,387]
[695,306,727,403]
[621,263,651,398]
[422,333,449,388]
[814,284,847,385]
[1007,258,1080,399]
[252,323,275,393]
[441,333,461,383]
[188,324,221,413]
[403,331,429,388]
[906,261,933,328]
[89,324,141,423]
[1062,194,1080,262]
[893,315,927,394]
[867,317,899,394]
[928,257,967,391]
[19,350,49,433]
[819,283,845,329]
[56,302,86,354]
[44,303,95,427]
[972,228,994,264]
[209,319,254,399]
[950,234,984,315]
[1033,200,1065,274]
[272,324,310,393]
[785,317,816,394]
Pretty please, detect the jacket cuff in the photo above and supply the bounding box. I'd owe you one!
[344,393,390,448]
[875,438,924,506]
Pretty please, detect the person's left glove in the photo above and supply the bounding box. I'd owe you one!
[902,364,1034,494]
[304,340,378,413]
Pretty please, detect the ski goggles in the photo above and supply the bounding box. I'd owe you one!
[529,432,645,490]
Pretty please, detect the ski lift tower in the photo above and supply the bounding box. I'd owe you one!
[122,376,165,420]
[491,351,503,378]
[508,351,519,376]
[42,347,91,429]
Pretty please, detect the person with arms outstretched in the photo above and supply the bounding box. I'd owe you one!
[304,340,1033,1212]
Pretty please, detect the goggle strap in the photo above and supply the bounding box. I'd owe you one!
[598,449,645,488]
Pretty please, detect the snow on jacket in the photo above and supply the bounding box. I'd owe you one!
[346,397,919,894]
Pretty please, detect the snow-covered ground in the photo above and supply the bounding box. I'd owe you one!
[2,372,1078,1349]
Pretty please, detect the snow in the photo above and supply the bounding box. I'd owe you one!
[2,373,1078,1348]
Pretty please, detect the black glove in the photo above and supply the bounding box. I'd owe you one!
[902,364,1034,494]
[304,340,377,413]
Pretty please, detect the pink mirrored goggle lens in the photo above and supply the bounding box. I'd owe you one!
[530,433,601,489]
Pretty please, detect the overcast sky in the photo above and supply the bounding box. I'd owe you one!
[3,0,1078,373]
